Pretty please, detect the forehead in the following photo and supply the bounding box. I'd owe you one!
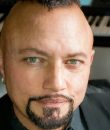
[1,2,93,54]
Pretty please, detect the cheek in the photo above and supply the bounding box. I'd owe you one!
[4,62,46,108]
[5,67,45,96]
[68,70,90,110]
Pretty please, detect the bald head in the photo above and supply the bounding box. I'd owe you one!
[0,1,93,52]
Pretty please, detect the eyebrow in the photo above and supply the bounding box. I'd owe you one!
[18,48,49,57]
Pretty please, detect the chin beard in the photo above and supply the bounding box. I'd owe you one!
[26,94,74,129]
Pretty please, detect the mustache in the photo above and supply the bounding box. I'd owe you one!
[28,94,74,103]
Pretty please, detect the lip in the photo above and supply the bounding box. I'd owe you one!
[38,98,68,107]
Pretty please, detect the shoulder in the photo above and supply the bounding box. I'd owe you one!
[81,80,110,130]
[85,79,110,111]
[87,79,110,94]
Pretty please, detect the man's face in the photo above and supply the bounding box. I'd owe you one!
[0,2,94,130]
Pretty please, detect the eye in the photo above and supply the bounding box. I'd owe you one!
[23,57,43,64]
[66,59,81,65]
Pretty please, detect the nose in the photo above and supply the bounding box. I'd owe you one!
[43,63,67,92]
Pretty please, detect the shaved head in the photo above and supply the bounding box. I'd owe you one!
[0,1,93,52]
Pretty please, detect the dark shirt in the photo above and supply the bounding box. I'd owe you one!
[11,107,87,130]
[70,107,88,130]
[11,110,28,130]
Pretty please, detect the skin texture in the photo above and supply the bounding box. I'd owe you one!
[0,1,94,130]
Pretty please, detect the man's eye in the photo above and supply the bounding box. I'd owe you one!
[66,59,81,65]
[23,57,41,64]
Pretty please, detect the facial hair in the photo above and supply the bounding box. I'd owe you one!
[26,94,74,129]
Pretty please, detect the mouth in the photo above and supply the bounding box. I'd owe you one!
[38,98,68,107]
[28,95,73,108]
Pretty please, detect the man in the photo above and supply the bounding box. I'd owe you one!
[0,0,110,130]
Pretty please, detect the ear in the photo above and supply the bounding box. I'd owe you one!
[90,49,95,65]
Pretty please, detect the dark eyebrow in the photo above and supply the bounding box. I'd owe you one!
[19,48,49,57]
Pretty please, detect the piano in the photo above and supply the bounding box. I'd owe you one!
[82,6,110,47]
